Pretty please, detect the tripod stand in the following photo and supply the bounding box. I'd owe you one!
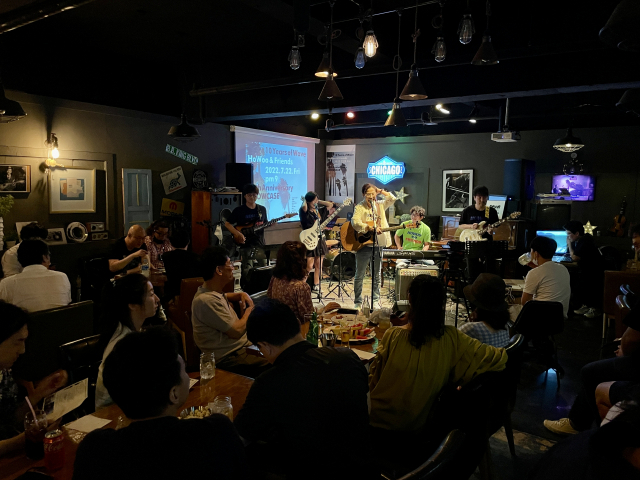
[326,226,353,301]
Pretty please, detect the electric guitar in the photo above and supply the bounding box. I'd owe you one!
[456,212,521,242]
[341,222,418,252]
[230,213,298,245]
[299,198,353,250]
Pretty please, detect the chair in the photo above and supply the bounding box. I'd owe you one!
[512,301,564,389]
[599,245,623,272]
[614,293,633,338]
[166,277,204,370]
[250,290,268,303]
[12,301,94,382]
[602,270,640,340]
[386,430,466,480]
[58,334,102,415]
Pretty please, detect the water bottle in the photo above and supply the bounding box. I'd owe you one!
[363,296,371,317]
[200,352,215,383]
[141,256,150,278]
[306,312,319,346]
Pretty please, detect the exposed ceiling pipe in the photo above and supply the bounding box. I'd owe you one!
[0,0,98,35]
[328,115,499,130]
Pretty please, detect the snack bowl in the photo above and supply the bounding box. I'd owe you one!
[179,406,211,419]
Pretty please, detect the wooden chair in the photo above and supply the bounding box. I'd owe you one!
[602,270,640,340]
[614,293,633,338]
[166,277,204,371]
[58,334,102,415]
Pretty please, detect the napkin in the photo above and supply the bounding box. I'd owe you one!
[353,350,376,361]
[65,414,112,433]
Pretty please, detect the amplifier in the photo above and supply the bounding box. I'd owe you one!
[86,222,105,232]
[395,266,439,301]
[91,232,109,241]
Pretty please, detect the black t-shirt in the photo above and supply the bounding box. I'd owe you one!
[162,249,200,299]
[73,414,249,480]
[108,237,146,274]
[228,204,268,247]
[299,205,320,230]
[460,205,499,226]
[572,234,602,271]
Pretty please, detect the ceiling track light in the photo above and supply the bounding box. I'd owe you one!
[400,0,427,101]
[458,0,475,44]
[318,2,343,102]
[435,104,450,114]
[385,12,407,127]
[553,127,584,152]
[430,2,446,63]
[168,114,200,142]
[468,103,478,123]
[0,78,27,123]
[472,1,498,65]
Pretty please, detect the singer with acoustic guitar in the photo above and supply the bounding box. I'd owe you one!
[351,183,396,310]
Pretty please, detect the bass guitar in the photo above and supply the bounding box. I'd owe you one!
[230,213,298,245]
[340,221,418,252]
[299,198,353,250]
[456,212,521,242]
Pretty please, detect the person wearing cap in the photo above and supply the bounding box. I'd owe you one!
[459,273,511,348]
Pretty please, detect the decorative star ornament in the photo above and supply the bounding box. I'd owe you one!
[584,221,597,235]
[393,186,409,204]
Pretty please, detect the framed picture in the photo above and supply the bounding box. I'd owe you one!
[442,169,473,212]
[48,168,96,214]
[0,165,31,193]
[45,228,67,245]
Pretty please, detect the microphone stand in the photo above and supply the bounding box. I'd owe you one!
[370,199,377,313]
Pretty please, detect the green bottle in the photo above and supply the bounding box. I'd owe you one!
[307,312,319,346]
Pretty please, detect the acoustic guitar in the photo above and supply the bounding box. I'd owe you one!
[341,221,418,252]
[609,197,627,237]
[230,213,298,245]
[456,212,521,242]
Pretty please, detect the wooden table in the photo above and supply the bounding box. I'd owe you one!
[0,370,253,480]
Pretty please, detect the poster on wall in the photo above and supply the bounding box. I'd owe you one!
[160,166,187,194]
[0,165,30,193]
[442,169,473,212]
[49,168,96,214]
[325,145,355,203]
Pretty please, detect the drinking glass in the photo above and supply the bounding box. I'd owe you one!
[200,352,216,383]
[209,395,233,420]
[24,410,47,460]
[340,329,351,348]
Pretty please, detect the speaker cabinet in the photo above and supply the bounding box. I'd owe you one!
[503,159,535,201]
[395,266,439,301]
[226,163,253,191]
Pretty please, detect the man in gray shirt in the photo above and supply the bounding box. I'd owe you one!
[191,247,270,378]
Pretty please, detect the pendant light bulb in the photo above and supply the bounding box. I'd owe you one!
[432,37,446,62]
[458,14,475,44]
[363,30,378,57]
[354,47,366,69]
[288,46,301,70]
[51,147,60,159]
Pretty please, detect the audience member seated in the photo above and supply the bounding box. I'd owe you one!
[74,327,248,480]
[108,225,148,276]
[1,222,48,278]
[369,274,508,432]
[0,301,67,456]
[459,273,511,348]
[234,298,369,480]
[544,296,640,435]
[95,274,160,409]
[0,240,71,312]
[522,235,572,318]
[565,220,604,318]
[267,241,340,337]
[144,219,174,270]
[532,394,640,480]
[191,247,270,378]
[162,229,200,301]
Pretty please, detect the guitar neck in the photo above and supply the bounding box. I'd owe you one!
[382,225,405,233]
[254,215,289,232]
[319,203,348,229]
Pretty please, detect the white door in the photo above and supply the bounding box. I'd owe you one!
[122,169,153,233]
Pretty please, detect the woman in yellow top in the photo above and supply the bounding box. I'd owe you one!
[369,275,508,431]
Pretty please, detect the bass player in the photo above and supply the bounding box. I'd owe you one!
[458,185,499,240]
[299,191,338,292]
[225,183,268,286]
[351,183,396,310]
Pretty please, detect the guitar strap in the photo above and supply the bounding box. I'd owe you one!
[485,205,490,219]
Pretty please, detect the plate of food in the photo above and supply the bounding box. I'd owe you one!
[179,406,211,419]
[327,325,376,343]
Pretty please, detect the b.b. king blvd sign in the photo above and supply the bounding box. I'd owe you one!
[366,156,406,185]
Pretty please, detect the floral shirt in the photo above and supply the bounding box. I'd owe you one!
[0,369,21,440]
[267,277,314,325]
[144,236,175,269]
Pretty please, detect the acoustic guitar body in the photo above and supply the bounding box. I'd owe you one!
[340,222,371,252]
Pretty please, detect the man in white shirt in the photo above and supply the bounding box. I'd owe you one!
[522,236,571,318]
[0,239,71,312]
[1,222,48,278]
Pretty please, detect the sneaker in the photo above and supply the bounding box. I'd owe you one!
[354,304,362,311]
[543,418,579,435]
[573,305,590,315]
[311,285,319,293]
[584,308,599,319]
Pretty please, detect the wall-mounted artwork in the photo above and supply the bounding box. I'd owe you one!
[45,228,67,245]
[0,165,30,193]
[442,169,473,212]
[49,168,96,213]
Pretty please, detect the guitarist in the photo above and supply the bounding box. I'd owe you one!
[351,183,396,310]
[459,186,499,240]
[225,183,268,286]
[300,191,338,292]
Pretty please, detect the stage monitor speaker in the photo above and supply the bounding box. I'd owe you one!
[395,266,439,301]
[226,163,253,191]
[503,159,535,201]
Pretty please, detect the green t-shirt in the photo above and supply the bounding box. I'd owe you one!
[396,221,431,250]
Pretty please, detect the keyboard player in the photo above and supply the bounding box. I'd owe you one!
[394,205,432,268]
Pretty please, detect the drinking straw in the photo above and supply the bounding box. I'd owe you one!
[25,396,37,420]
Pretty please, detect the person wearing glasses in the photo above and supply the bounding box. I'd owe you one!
[108,225,149,276]
[144,220,174,270]
[225,184,269,287]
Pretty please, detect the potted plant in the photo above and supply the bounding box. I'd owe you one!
[3,228,18,248]
[0,195,15,250]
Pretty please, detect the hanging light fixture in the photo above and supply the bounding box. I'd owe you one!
[385,12,407,127]
[316,27,337,78]
[458,0,475,44]
[430,2,446,63]
[617,89,640,116]
[318,1,343,102]
[46,133,60,158]
[354,47,366,69]
[0,78,26,124]
[400,1,427,100]
[288,47,301,70]
[472,1,498,65]
[363,1,378,57]
[168,114,200,142]
[553,127,584,153]
[468,103,478,123]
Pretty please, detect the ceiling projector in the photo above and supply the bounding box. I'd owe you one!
[491,131,521,142]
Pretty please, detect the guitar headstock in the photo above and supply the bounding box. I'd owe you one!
[343,197,353,206]
[405,222,418,229]
[509,212,522,219]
